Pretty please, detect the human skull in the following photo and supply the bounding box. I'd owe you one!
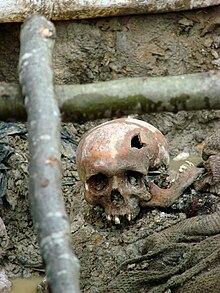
[76,118,169,223]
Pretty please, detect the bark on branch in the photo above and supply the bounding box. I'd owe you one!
[58,70,220,121]
[0,0,220,23]
[19,15,80,293]
[1,70,220,122]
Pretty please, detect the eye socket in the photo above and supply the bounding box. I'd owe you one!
[87,173,108,191]
[126,171,144,186]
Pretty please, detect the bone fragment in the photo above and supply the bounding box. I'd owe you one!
[185,161,195,166]
[173,152,190,161]
[179,165,188,172]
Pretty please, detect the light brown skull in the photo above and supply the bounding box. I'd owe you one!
[76,118,169,223]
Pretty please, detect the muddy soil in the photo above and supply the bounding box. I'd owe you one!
[0,5,220,293]
[1,6,220,84]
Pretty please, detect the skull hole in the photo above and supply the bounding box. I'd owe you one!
[126,170,144,187]
[87,173,108,191]
[131,134,146,149]
[111,190,125,207]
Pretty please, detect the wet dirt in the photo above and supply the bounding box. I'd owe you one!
[0,4,220,293]
[0,6,220,84]
[10,277,43,293]
[1,112,220,293]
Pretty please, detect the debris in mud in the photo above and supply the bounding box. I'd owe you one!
[194,130,220,195]
[0,217,8,257]
[0,109,219,293]
[0,122,24,200]
[178,17,194,35]
[0,268,11,293]
[0,5,220,293]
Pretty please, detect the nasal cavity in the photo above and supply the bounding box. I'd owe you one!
[111,190,125,207]
[131,134,145,149]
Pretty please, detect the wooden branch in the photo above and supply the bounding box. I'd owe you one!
[1,70,220,122]
[19,15,80,293]
[58,70,220,121]
[0,0,219,23]
[0,82,26,121]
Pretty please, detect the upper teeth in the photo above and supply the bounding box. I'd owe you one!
[106,213,133,224]
[114,215,120,224]
[106,214,112,221]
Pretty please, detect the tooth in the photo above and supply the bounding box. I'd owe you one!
[127,214,132,221]
[85,183,89,191]
[185,160,194,166]
[106,214,112,221]
[114,215,120,224]
[179,164,187,172]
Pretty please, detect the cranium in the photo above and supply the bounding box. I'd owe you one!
[76,118,170,223]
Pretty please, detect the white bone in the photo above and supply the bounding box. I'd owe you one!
[179,164,187,172]
[106,214,112,221]
[114,215,120,224]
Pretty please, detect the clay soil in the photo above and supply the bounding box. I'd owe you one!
[0,5,220,293]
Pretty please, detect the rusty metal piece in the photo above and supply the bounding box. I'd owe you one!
[76,118,169,220]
